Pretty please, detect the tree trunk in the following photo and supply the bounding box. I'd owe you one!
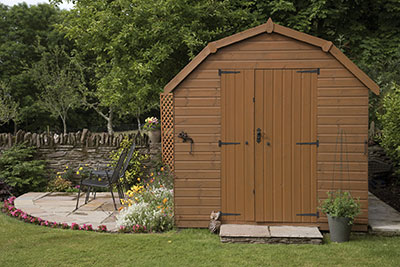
[61,116,67,135]
[13,120,17,135]
[107,107,114,135]
[136,116,141,132]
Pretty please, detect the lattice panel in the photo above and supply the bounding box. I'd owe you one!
[160,93,174,171]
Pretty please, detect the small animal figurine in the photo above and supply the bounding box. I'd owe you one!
[208,210,222,234]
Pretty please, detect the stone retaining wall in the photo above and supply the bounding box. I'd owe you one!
[0,129,161,178]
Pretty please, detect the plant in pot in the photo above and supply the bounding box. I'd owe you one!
[319,190,361,243]
[143,117,161,144]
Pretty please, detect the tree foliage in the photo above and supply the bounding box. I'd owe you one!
[31,46,84,134]
[0,82,20,129]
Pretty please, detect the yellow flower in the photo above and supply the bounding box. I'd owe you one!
[137,177,141,181]
[79,167,83,171]
[98,178,102,181]
[120,199,125,204]
[157,205,161,209]
[65,166,68,169]
[135,197,139,201]
[163,198,168,204]
[85,164,88,166]
[160,167,164,172]
[76,171,80,175]
[150,172,154,176]
[146,183,149,187]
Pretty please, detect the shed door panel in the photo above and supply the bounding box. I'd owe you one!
[221,69,255,222]
[254,69,317,223]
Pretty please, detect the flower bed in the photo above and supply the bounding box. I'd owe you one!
[1,196,108,232]
[116,167,174,233]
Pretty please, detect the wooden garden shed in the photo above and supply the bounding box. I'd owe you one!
[160,18,379,231]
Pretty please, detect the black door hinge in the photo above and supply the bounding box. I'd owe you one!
[219,69,240,76]
[218,140,240,147]
[296,212,319,218]
[297,68,320,75]
[296,140,319,147]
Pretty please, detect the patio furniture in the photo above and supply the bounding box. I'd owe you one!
[75,142,136,210]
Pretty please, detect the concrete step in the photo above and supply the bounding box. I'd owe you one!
[219,224,323,244]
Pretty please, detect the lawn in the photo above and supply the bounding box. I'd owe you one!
[1,212,400,267]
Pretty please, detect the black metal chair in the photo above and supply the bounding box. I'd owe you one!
[75,142,136,210]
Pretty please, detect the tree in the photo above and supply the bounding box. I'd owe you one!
[0,82,20,133]
[59,0,257,131]
[31,46,83,134]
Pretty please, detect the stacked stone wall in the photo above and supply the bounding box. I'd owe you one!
[0,129,160,178]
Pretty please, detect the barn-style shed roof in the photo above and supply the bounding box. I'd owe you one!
[164,18,379,95]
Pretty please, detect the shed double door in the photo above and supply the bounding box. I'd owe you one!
[221,69,317,224]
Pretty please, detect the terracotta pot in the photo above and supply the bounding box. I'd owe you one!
[148,129,161,144]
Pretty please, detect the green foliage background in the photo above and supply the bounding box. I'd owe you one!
[0,144,48,196]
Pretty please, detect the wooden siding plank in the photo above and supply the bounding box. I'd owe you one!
[318,97,368,106]
[274,69,283,222]
[318,88,368,97]
[318,125,368,134]
[199,60,343,70]
[175,97,220,107]
[292,70,302,223]
[318,134,367,144]
[174,188,221,197]
[211,50,331,61]
[175,143,219,152]
[318,162,367,172]
[255,69,264,222]
[318,171,367,180]
[175,107,220,116]
[317,180,368,190]
[175,125,220,134]
[318,144,366,153]
[318,107,368,115]
[318,77,364,87]
[175,116,220,125]
[174,134,219,143]
[244,69,255,222]
[175,152,220,161]
[179,79,220,88]
[317,116,368,125]
[174,170,220,179]
[175,161,221,170]
[222,40,316,51]
[319,68,353,78]
[282,69,293,222]
[174,197,220,206]
[318,152,367,162]
[174,88,220,97]
[175,180,220,188]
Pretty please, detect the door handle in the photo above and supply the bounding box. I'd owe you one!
[256,128,262,143]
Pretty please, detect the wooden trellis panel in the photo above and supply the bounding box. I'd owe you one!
[160,93,174,171]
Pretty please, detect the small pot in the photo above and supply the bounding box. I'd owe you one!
[148,129,161,144]
[327,214,352,243]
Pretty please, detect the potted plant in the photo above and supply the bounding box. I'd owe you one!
[319,190,361,243]
[143,117,161,144]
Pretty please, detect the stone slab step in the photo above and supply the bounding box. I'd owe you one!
[220,224,323,244]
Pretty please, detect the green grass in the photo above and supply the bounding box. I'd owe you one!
[1,212,400,267]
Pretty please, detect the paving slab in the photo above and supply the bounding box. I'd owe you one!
[220,224,270,237]
[269,226,323,238]
[369,192,400,235]
[14,192,119,232]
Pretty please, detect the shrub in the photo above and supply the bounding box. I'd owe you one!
[319,190,361,224]
[110,137,149,188]
[0,144,47,196]
[0,179,13,201]
[378,83,400,176]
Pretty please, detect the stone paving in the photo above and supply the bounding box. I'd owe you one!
[14,192,119,232]
[12,191,400,236]
[219,224,323,244]
[368,192,400,235]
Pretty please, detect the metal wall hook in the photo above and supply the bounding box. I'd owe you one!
[178,131,194,154]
